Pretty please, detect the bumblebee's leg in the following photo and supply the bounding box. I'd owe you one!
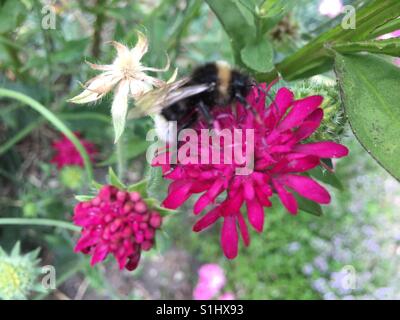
[197,100,214,128]
[255,85,280,116]
[235,93,262,123]
[178,114,198,131]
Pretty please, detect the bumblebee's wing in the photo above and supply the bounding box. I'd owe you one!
[128,79,210,119]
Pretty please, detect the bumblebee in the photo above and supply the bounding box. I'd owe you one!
[129,61,254,141]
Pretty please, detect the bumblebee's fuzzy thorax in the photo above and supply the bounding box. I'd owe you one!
[188,61,252,106]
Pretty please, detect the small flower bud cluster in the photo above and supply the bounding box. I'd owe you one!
[74,185,162,271]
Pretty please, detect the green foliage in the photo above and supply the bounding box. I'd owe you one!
[241,40,274,73]
[334,53,400,181]
[332,38,400,57]
[0,0,26,33]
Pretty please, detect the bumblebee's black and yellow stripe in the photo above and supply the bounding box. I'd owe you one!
[160,61,252,128]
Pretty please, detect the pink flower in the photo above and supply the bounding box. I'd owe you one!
[218,292,236,300]
[319,0,343,18]
[193,263,226,300]
[395,58,400,67]
[378,29,400,40]
[51,132,97,169]
[154,83,348,259]
[73,185,163,271]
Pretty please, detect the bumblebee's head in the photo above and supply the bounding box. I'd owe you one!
[230,69,253,100]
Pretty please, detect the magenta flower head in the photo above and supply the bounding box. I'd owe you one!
[153,83,348,259]
[51,132,97,169]
[193,263,226,300]
[73,184,163,271]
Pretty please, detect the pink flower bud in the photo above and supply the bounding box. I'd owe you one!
[149,213,162,229]
[135,231,144,244]
[134,201,147,214]
[144,228,155,240]
[116,191,127,202]
[129,191,141,202]
[141,240,153,251]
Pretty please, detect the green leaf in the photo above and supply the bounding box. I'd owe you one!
[334,53,400,181]
[260,0,294,18]
[206,0,255,45]
[206,0,256,64]
[295,195,323,217]
[0,0,26,33]
[241,40,274,73]
[331,38,400,57]
[144,198,178,216]
[308,167,343,191]
[108,167,126,189]
[259,0,296,32]
[74,195,95,202]
[91,180,103,191]
[127,179,148,197]
[98,138,150,166]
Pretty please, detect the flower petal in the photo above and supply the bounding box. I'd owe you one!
[293,142,349,158]
[86,61,114,71]
[293,108,324,141]
[272,156,320,173]
[193,179,224,214]
[237,213,250,246]
[129,78,153,98]
[280,174,331,204]
[162,180,193,209]
[112,80,130,143]
[221,215,238,259]
[246,199,264,232]
[242,179,255,201]
[130,31,149,62]
[271,87,294,117]
[272,179,298,214]
[278,96,323,131]
[193,207,221,232]
[68,74,118,104]
[111,41,131,61]
[90,244,109,266]
[141,53,170,73]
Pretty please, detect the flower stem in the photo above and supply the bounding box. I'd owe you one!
[116,135,125,178]
[0,218,80,232]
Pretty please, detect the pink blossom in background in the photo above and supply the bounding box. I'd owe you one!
[51,132,97,169]
[193,282,217,300]
[193,264,226,300]
[319,0,343,18]
[394,58,400,67]
[218,292,236,300]
[378,30,400,40]
[198,264,226,290]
